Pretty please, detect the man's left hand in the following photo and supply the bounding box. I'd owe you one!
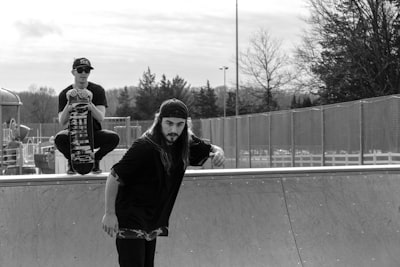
[210,146,225,167]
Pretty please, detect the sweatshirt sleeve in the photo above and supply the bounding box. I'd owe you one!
[189,135,212,166]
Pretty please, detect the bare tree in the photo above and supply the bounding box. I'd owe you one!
[240,28,293,111]
[20,85,58,123]
[293,29,324,95]
[299,0,400,104]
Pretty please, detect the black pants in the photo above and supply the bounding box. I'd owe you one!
[116,238,157,267]
[54,129,120,161]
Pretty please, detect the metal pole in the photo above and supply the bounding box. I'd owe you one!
[219,66,229,117]
[235,0,239,168]
[248,116,252,168]
[268,114,272,167]
[291,111,295,167]
[17,106,22,174]
[235,0,239,116]
[125,116,131,148]
[209,119,214,169]
[0,106,3,168]
[359,101,364,165]
[321,106,325,166]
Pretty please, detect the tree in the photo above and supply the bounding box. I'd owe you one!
[240,28,293,111]
[290,94,300,109]
[115,86,135,117]
[302,0,400,104]
[225,91,237,116]
[133,69,193,120]
[157,74,173,105]
[203,81,219,118]
[301,95,313,107]
[170,75,193,107]
[293,29,324,95]
[20,86,58,123]
[191,81,218,118]
[157,75,192,107]
[134,68,158,120]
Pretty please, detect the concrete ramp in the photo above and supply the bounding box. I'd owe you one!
[159,175,300,267]
[1,166,400,266]
[284,172,400,266]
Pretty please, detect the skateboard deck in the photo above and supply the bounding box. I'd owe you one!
[68,89,94,175]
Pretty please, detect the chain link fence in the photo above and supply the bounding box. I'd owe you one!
[24,94,400,168]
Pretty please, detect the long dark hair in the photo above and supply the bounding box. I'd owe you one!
[144,112,193,174]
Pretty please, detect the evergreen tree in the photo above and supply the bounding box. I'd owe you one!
[157,74,173,106]
[301,95,313,108]
[226,91,237,116]
[134,68,158,120]
[170,75,193,106]
[203,81,219,118]
[290,95,299,109]
[191,81,219,118]
[115,86,134,117]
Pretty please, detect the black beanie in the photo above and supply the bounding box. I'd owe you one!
[159,98,189,119]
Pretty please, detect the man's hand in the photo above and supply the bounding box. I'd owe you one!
[102,213,119,237]
[210,145,225,167]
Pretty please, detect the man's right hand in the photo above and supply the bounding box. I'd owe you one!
[102,213,119,237]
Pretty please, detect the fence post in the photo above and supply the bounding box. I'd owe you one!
[17,106,22,174]
[321,106,325,166]
[359,101,364,165]
[125,116,131,148]
[268,114,272,167]
[0,106,3,167]
[222,117,225,157]
[222,117,225,169]
[235,116,239,168]
[209,119,213,169]
[248,116,252,168]
[291,111,295,167]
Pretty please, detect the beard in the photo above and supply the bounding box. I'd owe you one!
[165,133,179,144]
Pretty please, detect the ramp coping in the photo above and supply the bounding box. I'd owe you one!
[0,164,399,186]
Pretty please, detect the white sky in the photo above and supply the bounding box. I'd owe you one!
[0,0,309,93]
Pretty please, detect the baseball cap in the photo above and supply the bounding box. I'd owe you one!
[72,57,94,70]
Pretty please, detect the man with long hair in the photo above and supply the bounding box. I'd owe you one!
[102,98,224,267]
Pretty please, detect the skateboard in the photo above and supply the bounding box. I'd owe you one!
[68,89,94,175]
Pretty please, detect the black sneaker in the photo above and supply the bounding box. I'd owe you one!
[92,160,102,174]
[67,160,76,175]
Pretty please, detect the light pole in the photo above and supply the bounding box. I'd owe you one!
[235,0,239,116]
[219,66,229,117]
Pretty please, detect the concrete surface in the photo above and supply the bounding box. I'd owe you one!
[1,166,400,266]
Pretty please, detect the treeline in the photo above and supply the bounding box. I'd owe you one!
[110,68,307,120]
[102,67,314,121]
[4,70,312,124]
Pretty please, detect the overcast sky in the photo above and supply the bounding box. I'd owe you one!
[0,0,309,93]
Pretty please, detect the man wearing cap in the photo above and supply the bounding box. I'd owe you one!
[102,98,225,267]
[55,57,120,174]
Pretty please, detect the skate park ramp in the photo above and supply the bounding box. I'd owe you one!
[1,165,400,266]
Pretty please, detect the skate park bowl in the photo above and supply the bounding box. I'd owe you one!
[1,165,400,267]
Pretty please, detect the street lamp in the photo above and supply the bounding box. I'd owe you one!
[219,66,229,117]
[235,0,239,116]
